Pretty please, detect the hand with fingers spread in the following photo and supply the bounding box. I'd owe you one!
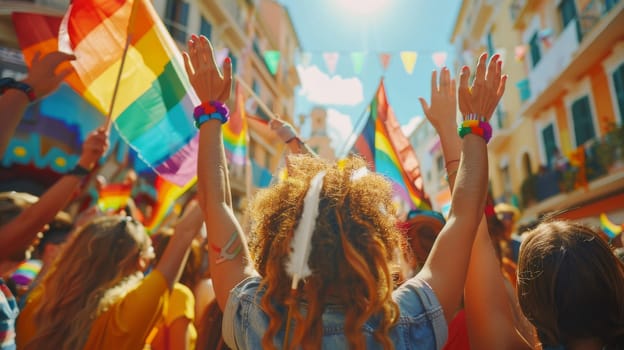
[182,35,233,104]
[458,53,507,122]
[418,67,457,134]
[22,51,76,100]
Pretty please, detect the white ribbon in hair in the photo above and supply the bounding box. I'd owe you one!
[286,171,327,290]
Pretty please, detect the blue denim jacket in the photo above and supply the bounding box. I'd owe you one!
[223,276,447,349]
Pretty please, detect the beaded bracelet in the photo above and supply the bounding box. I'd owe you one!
[458,120,492,143]
[193,101,230,128]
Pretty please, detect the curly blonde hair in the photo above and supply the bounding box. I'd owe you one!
[24,216,152,350]
[248,155,402,349]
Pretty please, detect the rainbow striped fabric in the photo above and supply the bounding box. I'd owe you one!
[143,175,195,233]
[57,0,199,186]
[600,213,622,239]
[223,84,248,166]
[352,80,431,212]
[97,183,133,212]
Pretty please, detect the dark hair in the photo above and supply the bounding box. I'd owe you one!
[517,220,624,347]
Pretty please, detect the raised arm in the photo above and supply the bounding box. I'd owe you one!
[269,118,317,157]
[0,127,108,259]
[183,35,255,310]
[416,53,506,323]
[0,51,75,155]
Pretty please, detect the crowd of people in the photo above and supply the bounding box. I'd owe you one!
[1,33,623,350]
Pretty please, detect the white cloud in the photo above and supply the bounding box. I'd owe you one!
[325,108,355,155]
[401,115,424,138]
[296,65,364,106]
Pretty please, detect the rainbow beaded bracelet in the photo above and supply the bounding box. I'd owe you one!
[458,119,492,143]
[194,101,229,128]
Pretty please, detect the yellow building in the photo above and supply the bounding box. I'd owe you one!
[452,0,624,228]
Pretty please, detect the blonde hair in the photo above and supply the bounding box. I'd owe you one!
[25,216,152,350]
[248,155,402,349]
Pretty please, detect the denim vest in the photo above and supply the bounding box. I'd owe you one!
[223,276,447,349]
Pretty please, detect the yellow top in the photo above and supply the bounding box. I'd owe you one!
[144,282,197,349]
[17,270,168,350]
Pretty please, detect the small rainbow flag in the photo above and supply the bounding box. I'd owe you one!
[352,80,431,212]
[54,0,199,186]
[11,259,43,286]
[97,183,133,212]
[600,213,622,239]
[222,84,248,166]
[143,175,195,233]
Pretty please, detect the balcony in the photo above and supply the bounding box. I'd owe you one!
[527,21,579,101]
[522,1,623,117]
[519,125,624,217]
[511,0,540,29]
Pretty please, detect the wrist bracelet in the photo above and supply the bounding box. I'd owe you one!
[67,164,91,178]
[194,101,229,128]
[458,120,492,143]
[0,77,36,102]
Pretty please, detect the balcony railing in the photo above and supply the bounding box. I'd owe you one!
[519,124,624,208]
[527,20,579,101]
[579,0,621,38]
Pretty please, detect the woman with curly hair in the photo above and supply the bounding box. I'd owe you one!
[184,34,505,349]
[16,201,204,350]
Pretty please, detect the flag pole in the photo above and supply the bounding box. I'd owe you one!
[105,0,141,131]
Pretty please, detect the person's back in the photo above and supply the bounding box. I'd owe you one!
[224,275,446,349]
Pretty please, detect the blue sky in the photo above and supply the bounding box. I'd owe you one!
[277,0,462,155]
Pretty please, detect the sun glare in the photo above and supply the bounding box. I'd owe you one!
[338,0,388,15]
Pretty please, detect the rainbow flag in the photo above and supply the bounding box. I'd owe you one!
[11,259,43,286]
[55,0,199,186]
[600,213,622,239]
[143,175,195,233]
[223,84,248,166]
[352,80,431,212]
[97,183,133,212]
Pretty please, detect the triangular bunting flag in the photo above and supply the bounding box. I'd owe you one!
[432,52,447,68]
[323,52,339,74]
[400,51,417,75]
[263,50,280,75]
[351,51,366,75]
[514,45,527,61]
[300,51,312,67]
[379,53,391,71]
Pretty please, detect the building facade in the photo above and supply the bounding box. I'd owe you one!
[451,0,624,228]
[1,0,301,219]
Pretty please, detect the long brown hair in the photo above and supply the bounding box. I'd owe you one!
[517,220,624,347]
[248,155,402,349]
[25,216,152,350]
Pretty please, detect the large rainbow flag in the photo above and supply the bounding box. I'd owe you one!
[54,0,198,186]
[352,80,431,212]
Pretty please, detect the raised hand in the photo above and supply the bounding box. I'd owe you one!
[77,127,109,170]
[182,35,233,104]
[458,53,507,122]
[418,67,457,134]
[269,118,297,143]
[22,51,76,99]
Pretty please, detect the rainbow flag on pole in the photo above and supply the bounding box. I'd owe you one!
[54,0,199,186]
[352,80,431,213]
[600,213,622,239]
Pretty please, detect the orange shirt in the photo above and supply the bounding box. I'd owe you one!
[144,283,197,350]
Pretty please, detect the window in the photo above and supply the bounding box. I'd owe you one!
[542,124,557,169]
[252,79,260,96]
[486,31,495,56]
[501,164,512,195]
[165,0,189,43]
[436,155,444,173]
[571,96,596,146]
[200,18,212,39]
[558,0,580,40]
[229,54,238,74]
[529,32,541,68]
[612,63,624,124]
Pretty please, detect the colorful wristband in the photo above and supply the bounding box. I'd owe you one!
[458,120,492,143]
[193,101,229,128]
